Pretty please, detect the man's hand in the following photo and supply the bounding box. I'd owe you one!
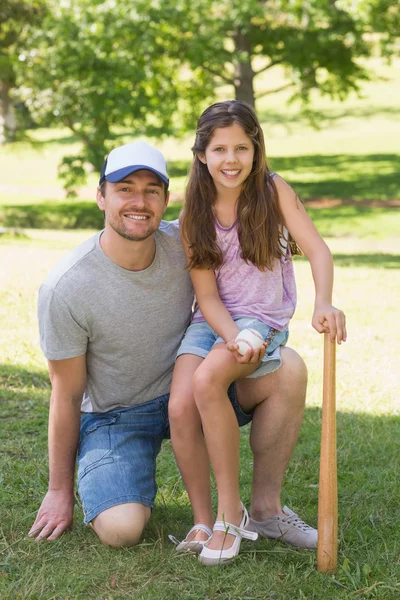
[28,489,74,541]
[226,340,267,364]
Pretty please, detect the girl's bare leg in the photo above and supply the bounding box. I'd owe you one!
[235,347,307,519]
[192,344,258,550]
[169,354,212,541]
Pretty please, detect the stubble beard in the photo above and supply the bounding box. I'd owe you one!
[108,216,157,242]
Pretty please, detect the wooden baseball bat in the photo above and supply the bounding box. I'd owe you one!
[317,332,338,573]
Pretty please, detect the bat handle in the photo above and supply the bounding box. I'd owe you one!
[317,333,338,573]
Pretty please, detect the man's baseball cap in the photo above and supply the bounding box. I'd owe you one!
[99,141,169,187]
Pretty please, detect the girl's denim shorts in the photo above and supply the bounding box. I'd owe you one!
[177,317,288,378]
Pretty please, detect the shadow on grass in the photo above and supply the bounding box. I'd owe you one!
[168,153,400,201]
[270,154,400,201]
[294,250,400,269]
[0,201,181,229]
[332,253,400,269]
[0,201,105,229]
[152,406,400,561]
[1,364,399,597]
[3,363,399,525]
[0,364,50,388]
[0,364,50,423]
[167,160,191,178]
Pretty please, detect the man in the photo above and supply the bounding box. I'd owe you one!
[29,141,316,549]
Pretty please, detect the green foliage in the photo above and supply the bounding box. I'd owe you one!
[57,155,88,198]
[161,0,370,104]
[344,0,400,57]
[0,0,47,139]
[12,0,381,193]
[0,0,47,81]
[14,0,215,191]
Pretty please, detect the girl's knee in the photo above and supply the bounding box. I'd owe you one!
[192,367,210,397]
[192,366,225,406]
[168,394,199,427]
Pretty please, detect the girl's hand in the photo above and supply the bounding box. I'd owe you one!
[226,340,267,364]
[312,303,347,344]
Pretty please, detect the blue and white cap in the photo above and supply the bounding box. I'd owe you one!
[99,141,169,186]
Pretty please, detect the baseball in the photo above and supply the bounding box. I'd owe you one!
[234,328,264,356]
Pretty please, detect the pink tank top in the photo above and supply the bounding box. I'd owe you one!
[192,184,297,331]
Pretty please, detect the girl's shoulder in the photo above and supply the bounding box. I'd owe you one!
[268,171,284,186]
[268,171,285,184]
[268,172,293,195]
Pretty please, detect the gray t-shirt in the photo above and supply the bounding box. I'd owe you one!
[38,220,194,412]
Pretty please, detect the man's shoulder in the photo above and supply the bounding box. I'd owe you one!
[156,219,182,249]
[42,233,100,291]
[158,218,180,239]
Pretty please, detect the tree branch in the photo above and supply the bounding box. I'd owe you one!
[254,59,284,76]
[201,64,235,85]
[64,117,91,147]
[255,82,295,99]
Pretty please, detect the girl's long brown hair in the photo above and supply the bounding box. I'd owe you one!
[182,100,301,271]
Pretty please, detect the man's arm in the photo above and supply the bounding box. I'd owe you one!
[28,354,87,541]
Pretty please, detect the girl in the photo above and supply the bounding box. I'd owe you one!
[168,101,346,566]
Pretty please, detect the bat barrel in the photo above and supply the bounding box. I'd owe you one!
[317,333,338,573]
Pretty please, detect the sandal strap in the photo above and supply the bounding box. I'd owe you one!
[168,535,181,546]
[187,523,212,538]
[213,520,258,541]
[168,523,212,546]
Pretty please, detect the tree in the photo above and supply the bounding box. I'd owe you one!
[15,0,214,193]
[160,0,370,108]
[14,0,378,193]
[354,0,400,56]
[0,0,47,142]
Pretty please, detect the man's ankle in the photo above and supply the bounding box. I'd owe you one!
[250,500,283,521]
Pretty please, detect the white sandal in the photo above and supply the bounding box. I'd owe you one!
[199,503,258,566]
[169,523,212,554]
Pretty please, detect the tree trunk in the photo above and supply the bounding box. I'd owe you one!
[0,82,17,143]
[233,31,255,107]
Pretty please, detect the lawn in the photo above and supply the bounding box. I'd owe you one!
[1,58,400,599]
[0,58,399,206]
[1,223,399,599]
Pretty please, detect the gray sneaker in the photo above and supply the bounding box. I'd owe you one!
[247,506,318,549]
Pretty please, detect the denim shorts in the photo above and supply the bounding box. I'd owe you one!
[177,317,289,378]
[77,385,252,523]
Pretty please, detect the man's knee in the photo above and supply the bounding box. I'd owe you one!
[281,347,308,387]
[91,502,151,548]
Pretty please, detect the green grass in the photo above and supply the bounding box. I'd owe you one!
[1,200,399,241]
[1,58,399,243]
[1,57,400,206]
[1,56,400,599]
[1,229,399,599]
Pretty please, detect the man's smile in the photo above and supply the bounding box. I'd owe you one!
[123,214,151,220]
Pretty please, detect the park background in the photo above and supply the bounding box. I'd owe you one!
[0,1,399,599]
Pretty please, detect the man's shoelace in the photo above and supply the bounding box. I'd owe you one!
[280,514,313,531]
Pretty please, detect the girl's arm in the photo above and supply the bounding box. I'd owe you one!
[180,232,265,363]
[275,176,347,344]
[189,266,240,342]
